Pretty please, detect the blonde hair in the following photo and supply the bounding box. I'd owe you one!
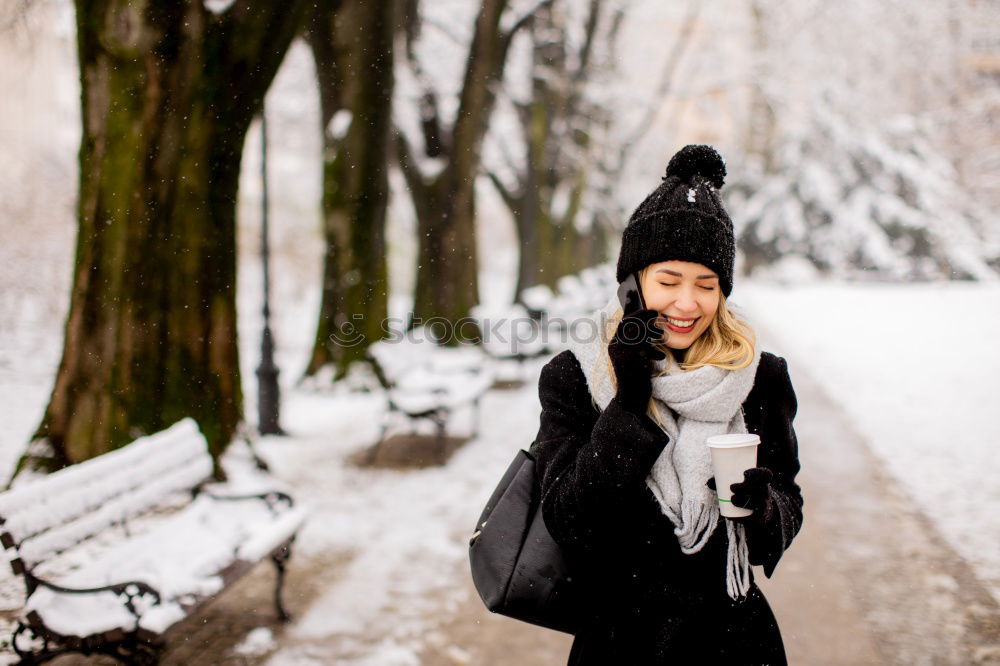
[596,267,756,426]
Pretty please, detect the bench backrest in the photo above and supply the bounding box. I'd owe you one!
[469,303,548,358]
[368,328,488,383]
[0,418,212,574]
[366,329,436,386]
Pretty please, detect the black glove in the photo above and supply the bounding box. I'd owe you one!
[608,308,666,414]
[707,467,775,524]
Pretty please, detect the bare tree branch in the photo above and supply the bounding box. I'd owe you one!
[401,0,421,50]
[423,15,468,47]
[405,35,451,157]
[572,0,603,84]
[393,128,428,200]
[303,0,347,127]
[606,2,626,45]
[500,0,555,60]
[617,0,700,163]
[485,170,521,214]
[419,91,448,158]
[212,0,312,123]
[487,91,528,170]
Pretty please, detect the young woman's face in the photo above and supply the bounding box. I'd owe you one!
[639,260,721,349]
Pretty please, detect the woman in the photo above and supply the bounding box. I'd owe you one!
[529,145,803,664]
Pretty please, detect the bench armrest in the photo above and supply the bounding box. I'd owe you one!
[200,489,295,513]
[27,572,162,618]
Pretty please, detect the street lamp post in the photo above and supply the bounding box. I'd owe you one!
[257,107,284,435]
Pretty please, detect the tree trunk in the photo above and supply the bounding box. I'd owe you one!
[745,0,777,171]
[17,0,309,478]
[490,0,612,298]
[409,0,512,332]
[304,0,395,378]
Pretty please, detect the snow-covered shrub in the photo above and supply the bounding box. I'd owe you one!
[729,100,999,283]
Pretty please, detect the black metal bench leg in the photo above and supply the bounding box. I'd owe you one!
[11,621,51,665]
[272,540,293,622]
[11,622,162,666]
[113,638,162,666]
[472,397,482,439]
[434,412,448,460]
[368,401,401,465]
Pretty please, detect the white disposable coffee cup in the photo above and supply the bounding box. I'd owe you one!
[706,434,760,518]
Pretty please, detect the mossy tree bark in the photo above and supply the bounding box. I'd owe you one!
[303,0,396,379]
[16,0,310,478]
[397,0,549,335]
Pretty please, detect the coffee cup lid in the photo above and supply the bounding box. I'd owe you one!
[706,433,760,448]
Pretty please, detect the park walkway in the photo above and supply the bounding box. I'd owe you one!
[418,329,1000,666]
[15,333,996,665]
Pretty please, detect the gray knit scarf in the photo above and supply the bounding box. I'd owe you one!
[566,293,762,600]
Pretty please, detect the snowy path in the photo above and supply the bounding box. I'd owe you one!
[756,320,999,665]
[175,327,996,666]
[406,325,1000,666]
[1,280,998,664]
[736,282,1000,605]
[249,373,546,665]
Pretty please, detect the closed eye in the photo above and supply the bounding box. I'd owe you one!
[658,282,716,291]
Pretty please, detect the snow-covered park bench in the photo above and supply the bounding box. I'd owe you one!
[519,283,556,320]
[1,418,307,665]
[469,303,550,385]
[514,264,620,357]
[365,329,494,461]
[519,263,618,337]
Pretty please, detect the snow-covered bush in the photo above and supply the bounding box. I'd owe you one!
[729,99,1000,283]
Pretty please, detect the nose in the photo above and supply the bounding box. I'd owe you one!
[673,289,698,313]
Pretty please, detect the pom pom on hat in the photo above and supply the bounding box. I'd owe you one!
[618,143,736,295]
[663,144,726,189]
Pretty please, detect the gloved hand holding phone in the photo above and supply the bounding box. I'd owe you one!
[610,272,666,414]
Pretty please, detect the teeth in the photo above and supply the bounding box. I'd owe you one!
[666,316,697,328]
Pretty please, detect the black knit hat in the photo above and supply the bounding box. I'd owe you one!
[616,144,735,297]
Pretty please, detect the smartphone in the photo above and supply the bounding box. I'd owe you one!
[616,272,647,315]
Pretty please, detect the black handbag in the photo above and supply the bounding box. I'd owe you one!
[468,449,579,634]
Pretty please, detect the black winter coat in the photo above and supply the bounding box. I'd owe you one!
[528,349,803,665]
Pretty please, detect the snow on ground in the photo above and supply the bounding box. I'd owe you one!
[3,270,999,661]
[736,280,1000,604]
[249,377,544,664]
[3,260,999,659]
[1,1,997,661]
[233,627,277,657]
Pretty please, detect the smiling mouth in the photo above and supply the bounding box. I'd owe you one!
[663,316,699,332]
